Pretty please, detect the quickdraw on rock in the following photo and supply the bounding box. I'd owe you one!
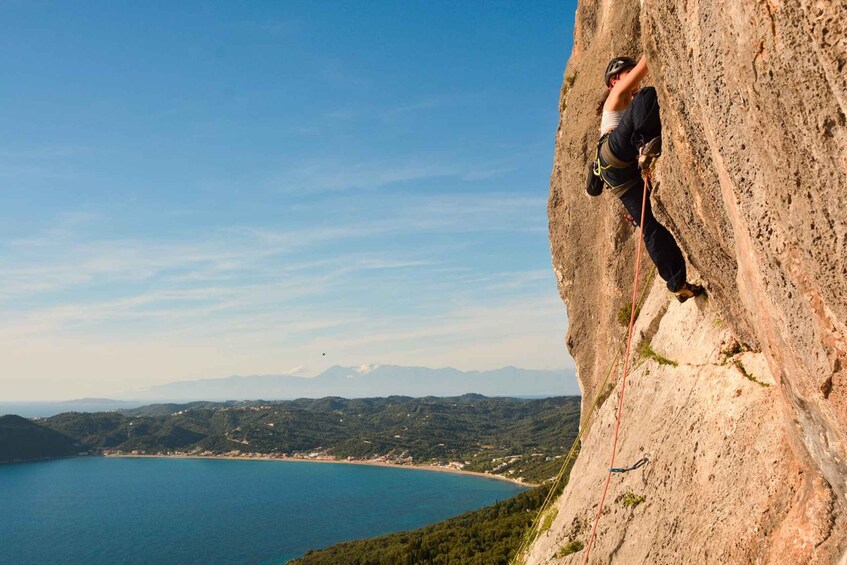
[610,456,648,473]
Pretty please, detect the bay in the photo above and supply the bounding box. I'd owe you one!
[0,457,526,564]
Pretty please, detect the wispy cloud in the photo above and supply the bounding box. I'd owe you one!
[0,145,89,160]
[0,199,562,400]
[274,158,461,193]
[379,98,447,120]
[1,190,545,303]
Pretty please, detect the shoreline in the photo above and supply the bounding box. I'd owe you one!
[104,453,536,487]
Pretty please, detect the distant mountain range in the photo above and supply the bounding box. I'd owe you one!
[0,366,578,418]
[114,365,577,402]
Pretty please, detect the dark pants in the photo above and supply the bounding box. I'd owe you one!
[619,179,687,292]
[607,87,686,292]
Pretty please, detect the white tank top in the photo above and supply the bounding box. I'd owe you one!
[600,110,624,135]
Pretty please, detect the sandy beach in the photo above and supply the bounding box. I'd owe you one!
[105,453,536,487]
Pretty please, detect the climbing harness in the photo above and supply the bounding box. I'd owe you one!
[581,166,653,565]
[586,134,611,196]
[586,160,604,196]
[597,136,642,195]
[610,456,648,473]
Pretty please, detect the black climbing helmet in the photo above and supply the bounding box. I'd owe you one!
[604,56,637,87]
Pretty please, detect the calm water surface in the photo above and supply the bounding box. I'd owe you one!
[0,457,525,564]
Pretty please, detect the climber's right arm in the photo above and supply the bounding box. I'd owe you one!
[613,55,647,94]
[605,56,648,111]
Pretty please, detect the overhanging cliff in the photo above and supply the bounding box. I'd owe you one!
[528,1,846,563]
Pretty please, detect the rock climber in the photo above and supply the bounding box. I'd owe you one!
[594,55,704,303]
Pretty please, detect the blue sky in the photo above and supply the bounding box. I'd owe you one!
[1,1,577,400]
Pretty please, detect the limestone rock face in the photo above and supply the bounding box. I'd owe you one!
[533,0,847,562]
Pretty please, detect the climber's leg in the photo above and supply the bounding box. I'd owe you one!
[608,86,662,164]
[618,180,686,292]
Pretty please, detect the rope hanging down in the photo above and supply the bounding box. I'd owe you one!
[511,265,656,563]
[582,171,652,565]
[511,212,658,565]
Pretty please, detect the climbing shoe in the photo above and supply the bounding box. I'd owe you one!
[638,135,662,174]
[675,282,705,303]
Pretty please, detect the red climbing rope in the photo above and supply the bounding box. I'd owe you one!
[582,172,651,565]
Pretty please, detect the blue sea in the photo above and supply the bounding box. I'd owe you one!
[0,457,526,564]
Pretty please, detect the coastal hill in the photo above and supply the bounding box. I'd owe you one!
[40,395,580,484]
[112,365,576,402]
[0,415,81,463]
[526,0,847,563]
